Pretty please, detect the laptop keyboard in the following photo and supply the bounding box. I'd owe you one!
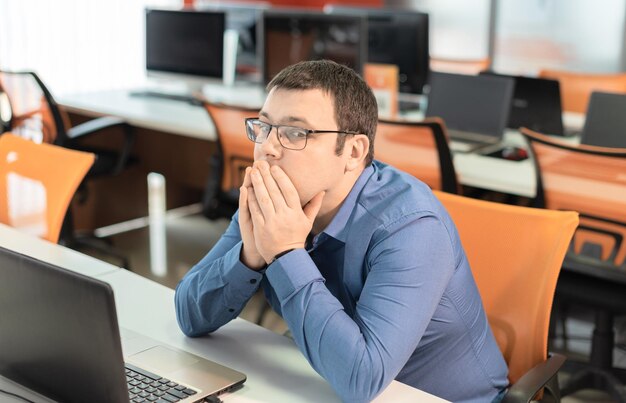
[125,363,198,403]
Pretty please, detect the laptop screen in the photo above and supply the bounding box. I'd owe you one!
[582,91,626,148]
[508,76,564,135]
[0,246,247,403]
[0,246,129,402]
[481,72,564,136]
[426,72,514,138]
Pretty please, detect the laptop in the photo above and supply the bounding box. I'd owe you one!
[0,246,246,403]
[426,72,515,152]
[581,91,626,148]
[481,72,565,136]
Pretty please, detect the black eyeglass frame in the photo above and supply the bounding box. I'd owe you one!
[244,117,361,150]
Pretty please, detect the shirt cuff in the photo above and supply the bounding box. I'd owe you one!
[222,242,265,301]
[266,248,324,300]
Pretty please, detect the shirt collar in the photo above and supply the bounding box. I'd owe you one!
[318,164,375,244]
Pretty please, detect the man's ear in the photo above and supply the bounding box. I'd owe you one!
[345,135,370,172]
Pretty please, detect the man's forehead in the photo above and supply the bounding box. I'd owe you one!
[260,87,335,126]
[264,87,334,106]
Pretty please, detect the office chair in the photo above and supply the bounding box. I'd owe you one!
[435,190,578,403]
[522,128,626,402]
[202,102,257,220]
[430,56,491,75]
[538,69,626,114]
[0,134,94,243]
[375,117,459,194]
[0,70,134,268]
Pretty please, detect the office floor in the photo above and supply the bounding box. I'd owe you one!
[77,210,624,403]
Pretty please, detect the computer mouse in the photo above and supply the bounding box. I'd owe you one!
[501,146,529,161]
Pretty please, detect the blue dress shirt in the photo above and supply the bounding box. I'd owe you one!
[175,161,509,402]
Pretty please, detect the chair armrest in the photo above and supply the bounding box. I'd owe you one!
[502,353,566,403]
[67,116,135,176]
[66,116,127,139]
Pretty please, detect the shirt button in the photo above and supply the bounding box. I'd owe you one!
[249,279,257,284]
[228,308,235,312]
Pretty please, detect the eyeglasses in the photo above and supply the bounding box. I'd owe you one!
[244,118,359,150]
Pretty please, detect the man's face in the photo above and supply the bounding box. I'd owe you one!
[254,88,349,206]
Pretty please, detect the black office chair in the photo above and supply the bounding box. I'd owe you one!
[0,70,135,268]
[522,127,626,402]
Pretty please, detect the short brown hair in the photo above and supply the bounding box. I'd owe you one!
[267,60,377,166]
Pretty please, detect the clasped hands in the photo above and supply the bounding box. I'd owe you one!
[238,160,325,270]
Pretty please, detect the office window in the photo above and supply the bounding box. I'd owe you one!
[493,0,626,74]
[0,0,177,96]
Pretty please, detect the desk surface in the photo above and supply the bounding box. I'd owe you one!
[59,88,585,198]
[0,223,118,277]
[0,224,448,403]
[58,84,267,142]
[60,90,216,141]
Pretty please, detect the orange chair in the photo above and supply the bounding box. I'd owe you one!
[521,128,626,270]
[202,102,257,219]
[430,57,491,75]
[375,118,459,193]
[538,69,626,114]
[0,134,94,243]
[521,128,626,400]
[435,190,578,402]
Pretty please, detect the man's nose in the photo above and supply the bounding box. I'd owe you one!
[259,126,282,156]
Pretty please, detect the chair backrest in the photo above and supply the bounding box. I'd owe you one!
[0,70,71,145]
[0,134,94,243]
[434,190,578,384]
[375,118,459,193]
[521,128,626,269]
[204,102,257,193]
[538,69,626,114]
[430,57,491,75]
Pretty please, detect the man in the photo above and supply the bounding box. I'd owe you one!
[175,60,508,402]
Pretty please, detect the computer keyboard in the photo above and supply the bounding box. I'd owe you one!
[125,363,198,403]
[129,90,203,106]
[398,99,421,112]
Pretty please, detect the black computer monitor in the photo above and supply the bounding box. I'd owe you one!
[260,10,367,84]
[145,9,226,81]
[325,6,430,94]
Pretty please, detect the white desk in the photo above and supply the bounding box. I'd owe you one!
[59,90,216,141]
[59,88,585,198]
[0,223,118,277]
[58,83,266,142]
[0,226,448,403]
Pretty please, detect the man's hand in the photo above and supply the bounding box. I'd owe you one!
[247,161,325,263]
[238,167,266,270]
